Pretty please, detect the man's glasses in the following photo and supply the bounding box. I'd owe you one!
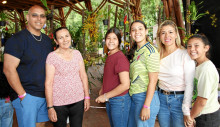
[31,13,46,19]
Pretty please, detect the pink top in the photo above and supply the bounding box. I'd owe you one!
[46,50,84,106]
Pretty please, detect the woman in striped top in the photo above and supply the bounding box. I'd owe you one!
[128,20,160,127]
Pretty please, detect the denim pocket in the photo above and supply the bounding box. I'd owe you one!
[152,91,160,107]
[4,105,14,117]
[175,94,184,103]
[110,96,124,102]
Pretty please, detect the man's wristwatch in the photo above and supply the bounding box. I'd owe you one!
[104,93,109,102]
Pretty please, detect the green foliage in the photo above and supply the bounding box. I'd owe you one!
[0,11,7,21]
[102,5,112,19]
[118,9,124,21]
[40,0,49,11]
[187,1,208,23]
[141,0,161,27]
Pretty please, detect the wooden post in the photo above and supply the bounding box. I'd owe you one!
[17,9,26,30]
[127,0,132,44]
[186,0,191,35]
[158,5,161,26]
[114,6,118,27]
[82,10,86,58]
[123,3,126,42]
[50,5,54,33]
[58,8,66,27]
[14,11,18,33]
[168,0,176,23]
[108,5,111,30]
[163,0,170,19]
[173,0,185,45]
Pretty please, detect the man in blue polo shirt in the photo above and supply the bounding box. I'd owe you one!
[3,5,53,127]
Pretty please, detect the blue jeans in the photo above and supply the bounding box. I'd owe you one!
[0,98,13,127]
[158,91,184,127]
[106,93,131,127]
[12,93,49,127]
[128,91,160,127]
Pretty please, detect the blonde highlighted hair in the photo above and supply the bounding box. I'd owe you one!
[156,20,184,58]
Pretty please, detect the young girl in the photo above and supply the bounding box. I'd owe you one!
[156,20,195,127]
[187,34,220,127]
[128,20,160,127]
[95,27,130,127]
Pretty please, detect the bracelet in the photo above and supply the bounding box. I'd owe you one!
[47,106,54,110]
[104,93,109,102]
[143,105,150,109]
[85,96,90,99]
[18,92,26,99]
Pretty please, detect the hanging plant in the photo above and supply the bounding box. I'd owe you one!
[187,1,208,24]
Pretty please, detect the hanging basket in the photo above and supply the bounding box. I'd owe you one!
[103,19,108,25]
[0,21,6,26]
[119,21,124,26]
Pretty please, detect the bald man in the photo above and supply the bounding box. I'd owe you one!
[3,5,53,127]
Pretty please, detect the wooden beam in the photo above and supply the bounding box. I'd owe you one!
[108,0,124,8]
[58,8,66,26]
[64,8,72,21]
[75,0,86,10]
[114,6,118,27]
[168,0,176,23]
[93,0,107,14]
[186,0,191,34]
[108,5,111,30]
[84,0,93,12]
[173,0,185,45]
[163,0,170,19]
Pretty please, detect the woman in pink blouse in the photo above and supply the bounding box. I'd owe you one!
[45,27,90,127]
[156,20,195,127]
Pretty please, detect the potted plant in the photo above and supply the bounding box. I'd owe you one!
[0,12,6,26]
[102,7,112,25]
[187,1,208,25]
[118,9,124,26]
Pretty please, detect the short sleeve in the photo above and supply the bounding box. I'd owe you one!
[46,52,55,66]
[75,50,83,62]
[115,54,129,74]
[145,52,160,72]
[197,69,214,98]
[4,35,25,59]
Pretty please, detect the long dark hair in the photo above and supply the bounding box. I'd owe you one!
[105,27,122,47]
[188,34,212,59]
[127,20,149,61]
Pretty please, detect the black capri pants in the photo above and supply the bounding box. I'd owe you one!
[53,100,84,127]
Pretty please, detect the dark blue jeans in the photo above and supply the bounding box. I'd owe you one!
[0,98,13,127]
[128,91,160,127]
[158,91,185,127]
[105,93,131,127]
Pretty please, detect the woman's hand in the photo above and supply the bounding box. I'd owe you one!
[84,99,90,111]
[95,95,105,103]
[184,115,194,127]
[48,108,57,122]
[140,107,150,121]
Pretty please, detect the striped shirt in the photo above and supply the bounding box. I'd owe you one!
[129,42,160,96]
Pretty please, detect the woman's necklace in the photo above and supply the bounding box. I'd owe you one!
[31,33,42,41]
